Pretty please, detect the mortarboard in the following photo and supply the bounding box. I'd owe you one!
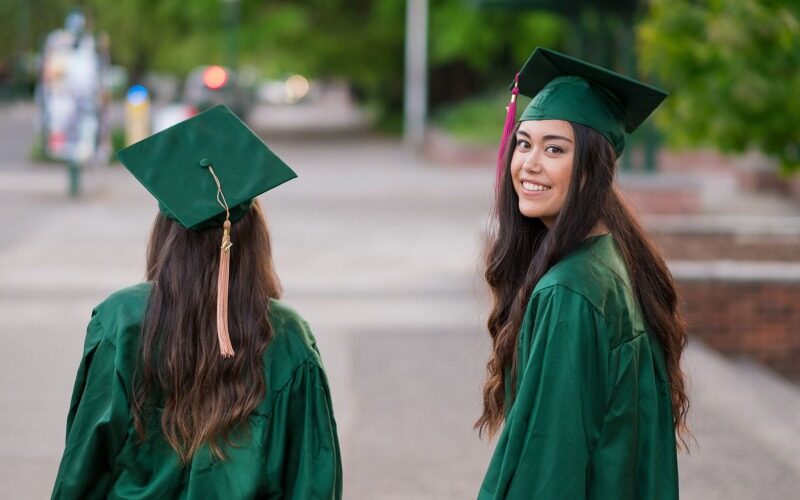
[497,47,667,184]
[116,104,297,357]
[116,104,297,231]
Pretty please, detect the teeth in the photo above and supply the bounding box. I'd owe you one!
[522,181,550,191]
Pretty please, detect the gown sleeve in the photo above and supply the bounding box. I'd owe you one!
[279,358,343,500]
[51,312,129,500]
[478,285,610,500]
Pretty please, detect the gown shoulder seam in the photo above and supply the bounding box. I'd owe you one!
[253,356,325,418]
[531,283,606,319]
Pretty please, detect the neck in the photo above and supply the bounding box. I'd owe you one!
[587,221,609,238]
[540,217,609,238]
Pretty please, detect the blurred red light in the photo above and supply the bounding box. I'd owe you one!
[203,66,228,90]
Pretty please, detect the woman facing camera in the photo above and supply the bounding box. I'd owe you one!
[52,106,342,499]
[477,48,689,499]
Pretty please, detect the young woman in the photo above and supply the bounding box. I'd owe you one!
[52,106,342,499]
[477,48,689,499]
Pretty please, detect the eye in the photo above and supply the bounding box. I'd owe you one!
[545,145,564,154]
[516,139,531,152]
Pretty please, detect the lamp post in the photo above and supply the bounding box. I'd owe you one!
[221,0,241,71]
[404,0,429,150]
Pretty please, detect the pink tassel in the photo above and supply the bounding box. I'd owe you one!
[496,73,520,190]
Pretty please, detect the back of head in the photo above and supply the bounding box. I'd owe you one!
[133,200,281,462]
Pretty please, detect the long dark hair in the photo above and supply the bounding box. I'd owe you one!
[476,122,690,449]
[131,200,282,463]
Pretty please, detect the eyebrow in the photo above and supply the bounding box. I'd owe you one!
[516,130,574,143]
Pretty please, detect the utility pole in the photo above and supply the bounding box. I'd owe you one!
[404,0,429,150]
[222,0,240,71]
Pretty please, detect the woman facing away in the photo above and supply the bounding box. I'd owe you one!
[476,48,690,499]
[52,105,342,499]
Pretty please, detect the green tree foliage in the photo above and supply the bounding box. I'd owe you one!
[0,0,76,87]
[638,0,800,171]
[235,0,409,117]
[430,2,566,71]
[91,0,225,76]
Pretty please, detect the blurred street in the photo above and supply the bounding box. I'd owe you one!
[1,100,800,499]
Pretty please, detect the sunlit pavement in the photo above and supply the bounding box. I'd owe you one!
[1,102,798,499]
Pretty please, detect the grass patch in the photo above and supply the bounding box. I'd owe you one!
[431,91,530,146]
[109,127,125,163]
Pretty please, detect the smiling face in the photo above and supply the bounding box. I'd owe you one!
[510,119,575,227]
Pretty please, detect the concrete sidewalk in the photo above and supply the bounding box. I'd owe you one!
[0,102,798,498]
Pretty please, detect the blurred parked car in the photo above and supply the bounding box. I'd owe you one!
[183,65,252,118]
[151,102,198,134]
[256,74,314,105]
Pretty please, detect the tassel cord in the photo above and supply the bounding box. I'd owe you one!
[216,220,234,357]
[207,165,235,357]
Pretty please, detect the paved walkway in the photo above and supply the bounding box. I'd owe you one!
[0,102,798,498]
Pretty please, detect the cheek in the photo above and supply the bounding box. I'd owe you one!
[509,153,524,177]
[553,159,574,192]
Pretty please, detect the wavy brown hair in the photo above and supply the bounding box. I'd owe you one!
[476,122,690,449]
[131,200,281,463]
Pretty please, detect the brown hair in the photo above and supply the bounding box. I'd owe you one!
[476,123,690,449]
[131,200,281,462]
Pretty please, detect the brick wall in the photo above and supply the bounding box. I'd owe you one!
[675,274,800,381]
[623,189,702,215]
[655,232,800,261]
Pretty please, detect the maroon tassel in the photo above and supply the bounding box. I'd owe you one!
[496,73,520,190]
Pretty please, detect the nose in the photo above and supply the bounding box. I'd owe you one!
[522,148,543,172]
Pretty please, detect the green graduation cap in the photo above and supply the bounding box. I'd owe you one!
[496,47,667,182]
[116,104,297,231]
[116,104,297,358]
[517,47,667,154]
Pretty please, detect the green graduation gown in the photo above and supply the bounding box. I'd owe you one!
[52,283,342,500]
[479,234,678,499]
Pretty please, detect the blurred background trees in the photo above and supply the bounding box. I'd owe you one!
[2,0,798,171]
[89,0,568,131]
[1,0,565,127]
[639,0,800,172]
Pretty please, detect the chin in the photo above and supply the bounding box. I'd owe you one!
[518,202,544,219]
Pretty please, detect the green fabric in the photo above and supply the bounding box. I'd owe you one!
[52,283,342,500]
[479,234,678,499]
[116,105,297,231]
[521,75,627,154]
[515,47,668,155]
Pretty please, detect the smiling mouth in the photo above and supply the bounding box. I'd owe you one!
[521,181,551,192]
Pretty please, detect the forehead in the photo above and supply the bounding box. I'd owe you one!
[518,119,573,140]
